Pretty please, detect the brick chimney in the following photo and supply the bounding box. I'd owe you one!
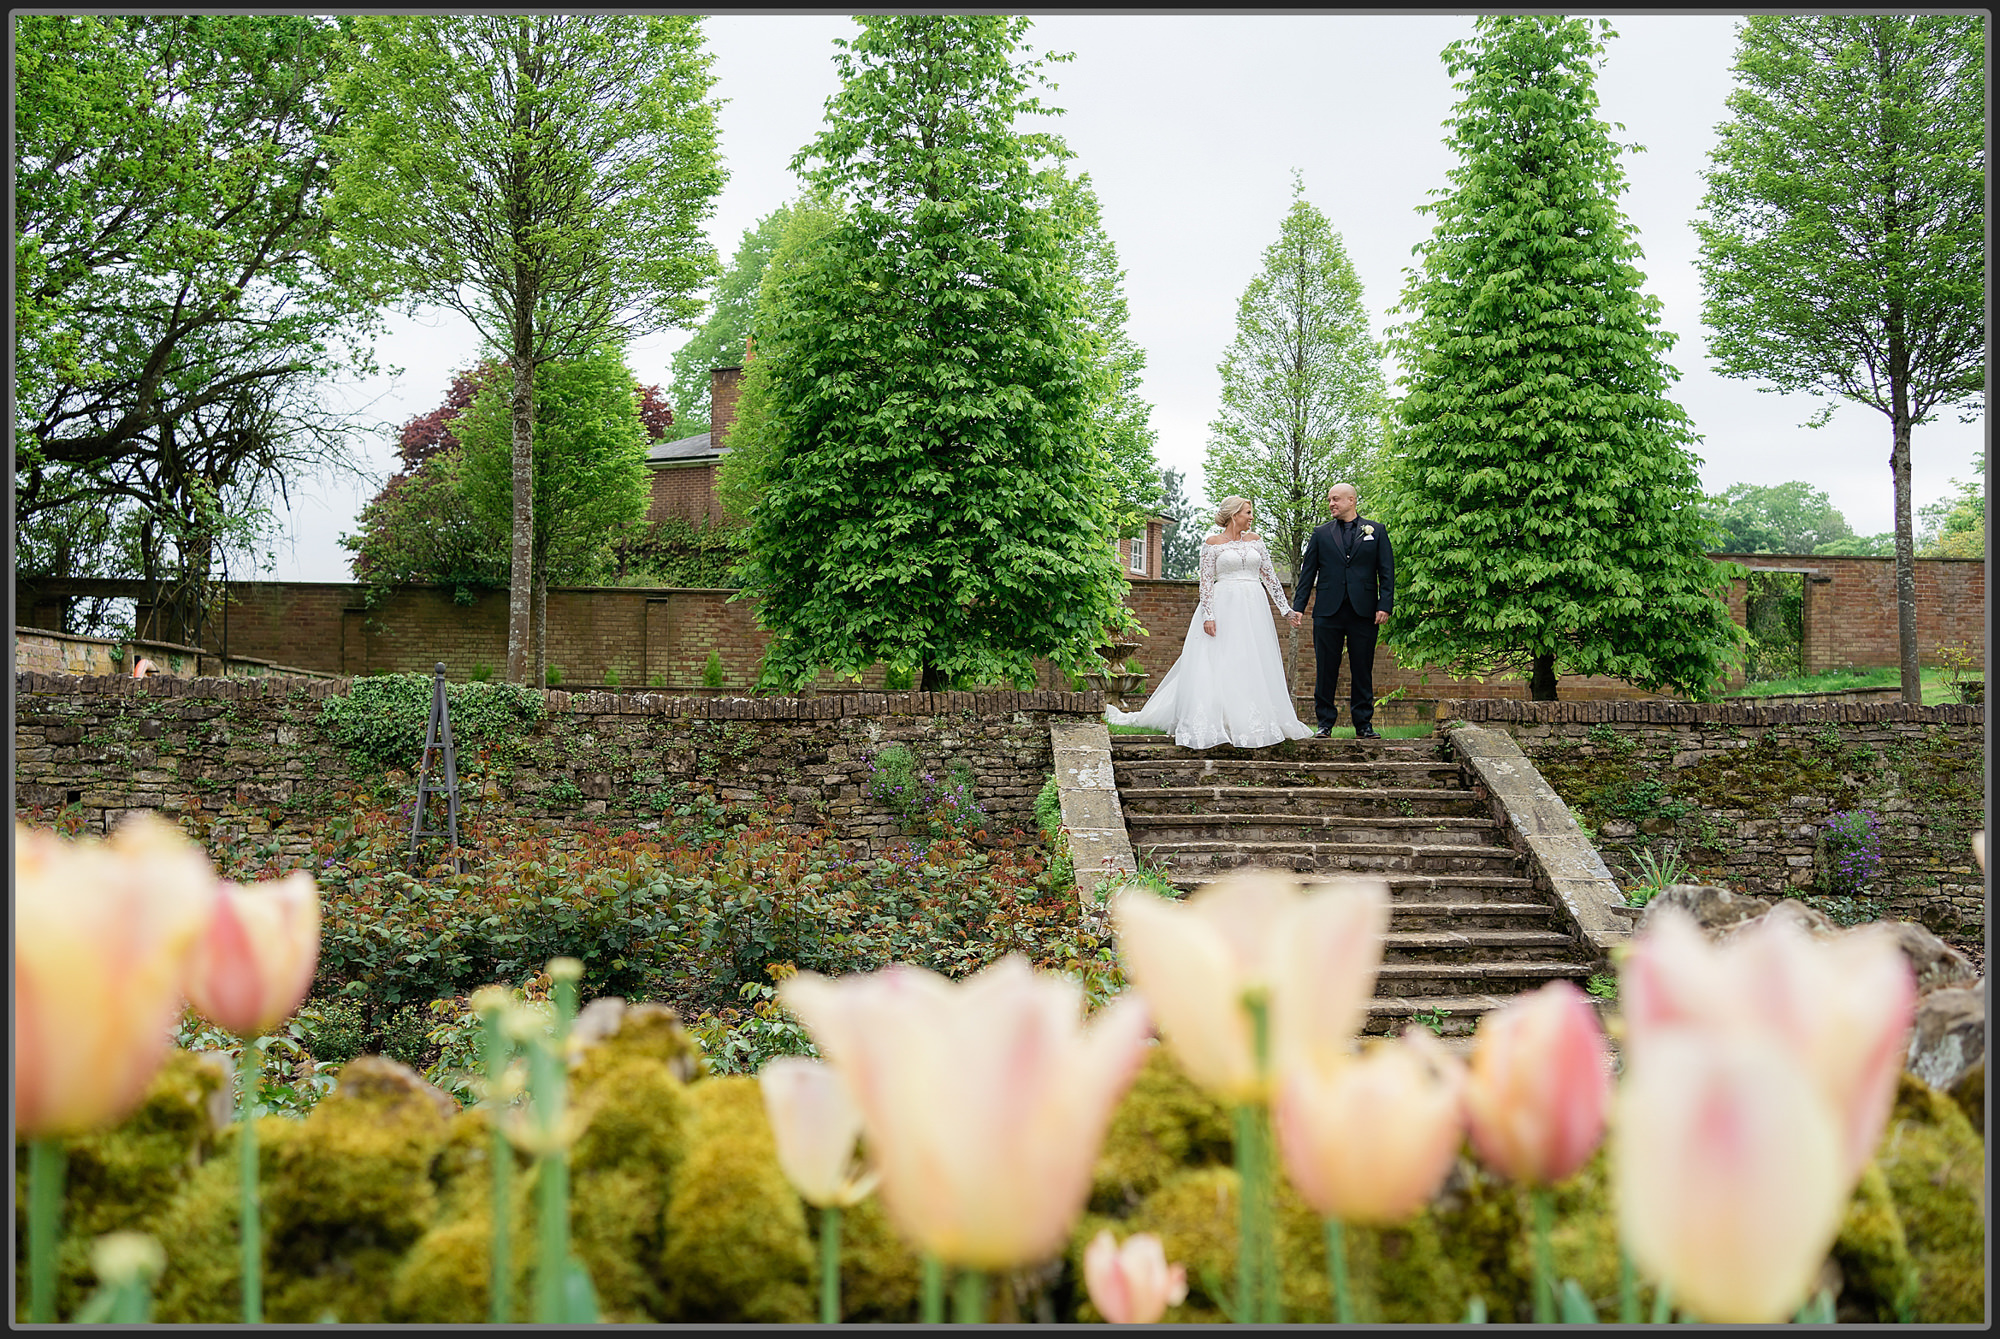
[711,366,743,447]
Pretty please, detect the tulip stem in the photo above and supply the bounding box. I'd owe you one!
[28,1138,63,1323]
[819,1205,842,1324]
[1529,1185,1555,1325]
[920,1255,944,1324]
[481,1007,514,1324]
[532,973,577,1324]
[1232,1101,1279,1324]
[1324,1217,1355,1324]
[239,1036,264,1324]
[953,1269,987,1324]
[1649,1279,1672,1325]
[1617,1249,1638,1324]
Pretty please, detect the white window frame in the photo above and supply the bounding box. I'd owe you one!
[1127,534,1146,575]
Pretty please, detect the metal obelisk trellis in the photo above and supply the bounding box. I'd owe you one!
[408,663,463,874]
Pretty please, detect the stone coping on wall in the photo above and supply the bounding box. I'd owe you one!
[1445,723,1635,962]
[1048,721,1137,920]
[13,670,1108,719]
[1436,697,1983,726]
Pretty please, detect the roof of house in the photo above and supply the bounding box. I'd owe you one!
[647,432,728,464]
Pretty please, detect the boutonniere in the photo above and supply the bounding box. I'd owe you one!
[1361,525,1374,540]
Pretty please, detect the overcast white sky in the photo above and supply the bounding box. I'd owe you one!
[278,12,1987,582]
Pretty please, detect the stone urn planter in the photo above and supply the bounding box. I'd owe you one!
[1084,641,1147,711]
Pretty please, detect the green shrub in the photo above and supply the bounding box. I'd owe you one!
[881,664,913,691]
[468,662,494,684]
[701,650,726,689]
[863,744,984,839]
[546,665,564,687]
[604,667,622,690]
[1035,773,1063,842]
[315,673,547,771]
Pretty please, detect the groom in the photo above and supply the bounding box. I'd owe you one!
[1286,482,1394,738]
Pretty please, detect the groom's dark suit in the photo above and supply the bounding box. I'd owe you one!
[1291,515,1395,732]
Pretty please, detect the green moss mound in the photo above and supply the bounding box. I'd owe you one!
[13,1048,230,1322]
[1832,1162,1918,1323]
[657,1075,813,1322]
[1877,1072,1985,1323]
[1089,1045,1234,1214]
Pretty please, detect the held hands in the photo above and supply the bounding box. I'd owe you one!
[1286,610,1303,628]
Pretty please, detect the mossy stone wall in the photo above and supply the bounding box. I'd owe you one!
[12,671,1103,857]
[1440,700,1985,936]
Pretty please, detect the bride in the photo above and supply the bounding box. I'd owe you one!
[1105,497,1316,749]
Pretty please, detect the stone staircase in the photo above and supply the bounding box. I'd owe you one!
[1110,733,1598,1036]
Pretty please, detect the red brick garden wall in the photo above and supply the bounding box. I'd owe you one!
[1719,553,1985,675]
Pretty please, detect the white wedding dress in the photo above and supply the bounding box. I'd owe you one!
[1105,538,1316,749]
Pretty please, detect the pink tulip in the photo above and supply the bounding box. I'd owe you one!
[1615,1027,1849,1322]
[14,816,216,1136]
[183,873,322,1037]
[1112,871,1389,1102]
[1084,1230,1188,1324]
[777,955,1150,1270]
[1274,1027,1467,1224]
[758,1056,875,1208]
[1463,981,1610,1185]
[1621,907,1914,1183]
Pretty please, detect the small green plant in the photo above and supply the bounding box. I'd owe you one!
[545,665,564,688]
[469,662,495,684]
[1623,844,1688,908]
[546,777,584,808]
[689,976,820,1075]
[882,663,914,692]
[648,672,665,687]
[1585,973,1618,1000]
[1034,774,1063,842]
[602,667,621,690]
[1585,722,1635,757]
[701,650,726,688]
[1414,1005,1453,1036]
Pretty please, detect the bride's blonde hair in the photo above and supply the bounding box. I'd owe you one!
[1213,496,1252,528]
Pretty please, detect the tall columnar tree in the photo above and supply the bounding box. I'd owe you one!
[1157,468,1203,580]
[1206,173,1389,581]
[329,15,724,684]
[14,15,381,643]
[731,15,1129,692]
[1695,14,1984,702]
[1059,174,1165,530]
[1382,16,1740,701]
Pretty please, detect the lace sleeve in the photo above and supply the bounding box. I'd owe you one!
[1198,543,1218,620]
[1255,541,1290,615]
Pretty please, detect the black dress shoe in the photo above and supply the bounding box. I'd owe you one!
[1354,727,1380,739]
[1313,726,1334,738]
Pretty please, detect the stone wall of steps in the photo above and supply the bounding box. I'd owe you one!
[1110,734,1598,1037]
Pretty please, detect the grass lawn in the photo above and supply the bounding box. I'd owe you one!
[1732,665,1968,706]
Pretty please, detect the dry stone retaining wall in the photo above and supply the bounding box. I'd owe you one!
[1439,699,1986,936]
[13,671,1104,859]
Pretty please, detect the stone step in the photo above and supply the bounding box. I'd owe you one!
[1127,813,1502,847]
[1115,760,1467,790]
[1165,871,1547,904]
[1107,735,1433,754]
[1137,840,1526,878]
[1388,901,1562,930]
[1362,994,1524,1038]
[1379,929,1581,964]
[1117,786,1487,819]
[1370,959,1597,999]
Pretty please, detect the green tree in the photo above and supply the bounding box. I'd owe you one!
[15,15,381,645]
[1702,480,1857,554]
[667,204,795,435]
[455,345,654,684]
[1382,15,1740,701]
[1157,468,1203,580]
[1811,532,1896,558]
[1918,453,1984,559]
[1695,14,1984,702]
[730,15,1129,693]
[1059,174,1164,527]
[340,443,509,608]
[329,15,724,684]
[1206,173,1389,583]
